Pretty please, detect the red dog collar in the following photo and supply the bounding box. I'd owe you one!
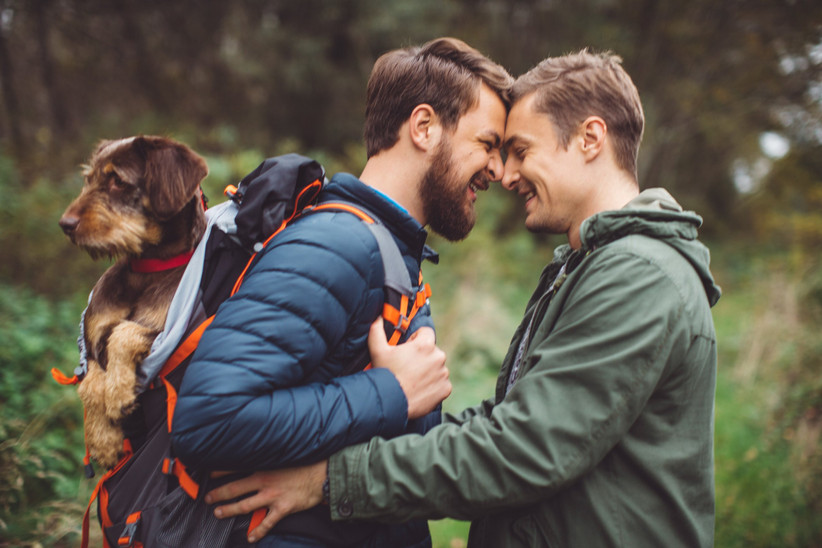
[130,250,195,273]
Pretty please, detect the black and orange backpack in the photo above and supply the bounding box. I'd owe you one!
[52,154,432,547]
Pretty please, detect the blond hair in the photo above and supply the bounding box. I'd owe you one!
[512,50,644,179]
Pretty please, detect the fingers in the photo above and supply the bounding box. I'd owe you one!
[248,506,285,543]
[205,475,260,505]
[408,326,436,345]
[367,317,389,359]
[212,491,268,519]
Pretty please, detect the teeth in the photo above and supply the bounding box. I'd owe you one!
[470,183,478,192]
[525,191,535,200]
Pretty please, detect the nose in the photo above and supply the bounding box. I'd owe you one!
[486,150,504,182]
[59,215,79,236]
[501,158,519,191]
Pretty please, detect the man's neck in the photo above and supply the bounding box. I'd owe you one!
[359,150,427,225]
[567,172,640,249]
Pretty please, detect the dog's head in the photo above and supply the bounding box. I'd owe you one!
[59,136,208,259]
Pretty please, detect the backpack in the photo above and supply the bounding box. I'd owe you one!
[51,153,432,548]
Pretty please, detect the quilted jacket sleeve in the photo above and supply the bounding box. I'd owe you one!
[171,212,409,470]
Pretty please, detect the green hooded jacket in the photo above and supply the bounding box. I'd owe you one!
[328,189,721,547]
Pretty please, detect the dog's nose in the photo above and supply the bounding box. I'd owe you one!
[59,215,79,236]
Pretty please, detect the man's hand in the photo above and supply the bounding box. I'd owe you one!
[205,461,326,543]
[369,318,451,419]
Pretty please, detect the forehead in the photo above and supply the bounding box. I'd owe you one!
[453,84,507,140]
[505,93,557,145]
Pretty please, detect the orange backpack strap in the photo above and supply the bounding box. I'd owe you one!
[160,376,199,498]
[249,508,267,537]
[50,367,80,385]
[310,202,375,223]
[154,315,215,383]
[82,439,134,548]
[116,511,141,547]
[309,202,432,361]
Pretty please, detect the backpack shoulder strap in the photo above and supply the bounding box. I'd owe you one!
[363,220,414,298]
[308,201,431,345]
[309,201,414,296]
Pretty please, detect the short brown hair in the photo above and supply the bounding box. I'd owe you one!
[512,50,644,179]
[364,37,513,158]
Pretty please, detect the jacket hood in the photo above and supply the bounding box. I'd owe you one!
[579,188,721,307]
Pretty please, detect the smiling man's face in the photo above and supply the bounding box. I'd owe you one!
[421,83,506,241]
[502,92,591,236]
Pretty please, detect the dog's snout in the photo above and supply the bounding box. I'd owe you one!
[59,215,79,236]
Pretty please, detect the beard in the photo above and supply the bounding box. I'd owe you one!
[420,138,485,242]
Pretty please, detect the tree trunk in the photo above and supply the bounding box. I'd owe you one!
[33,0,71,140]
[0,21,24,160]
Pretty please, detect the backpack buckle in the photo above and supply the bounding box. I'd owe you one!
[162,457,175,476]
[118,523,136,546]
[118,512,141,546]
[392,313,410,334]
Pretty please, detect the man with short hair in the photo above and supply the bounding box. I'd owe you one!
[207,50,721,548]
[171,37,511,547]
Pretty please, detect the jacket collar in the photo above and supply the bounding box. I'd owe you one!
[321,173,434,264]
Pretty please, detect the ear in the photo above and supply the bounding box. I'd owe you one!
[579,116,607,162]
[137,137,208,219]
[407,104,442,152]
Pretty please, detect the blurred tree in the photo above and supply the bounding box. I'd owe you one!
[747,142,822,251]
[0,0,819,226]
[451,0,822,234]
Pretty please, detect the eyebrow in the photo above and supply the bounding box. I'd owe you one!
[479,130,502,148]
[504,134,524,150]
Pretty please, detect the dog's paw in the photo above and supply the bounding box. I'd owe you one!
[85,413,126,469]
[104,390,138,421]
[77,360,107,407]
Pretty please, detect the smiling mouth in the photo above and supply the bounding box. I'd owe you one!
[469,174,489,195]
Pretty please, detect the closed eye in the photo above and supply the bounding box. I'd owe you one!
[109,174,129,191]
[510,146,527,160]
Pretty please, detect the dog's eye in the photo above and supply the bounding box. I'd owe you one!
[110,175,128,190]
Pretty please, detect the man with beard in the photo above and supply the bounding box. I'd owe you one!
[204,51,720,547]
[171,37,510,548]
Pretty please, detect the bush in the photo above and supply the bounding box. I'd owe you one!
[0,284,88,546]
[712,246,822,547]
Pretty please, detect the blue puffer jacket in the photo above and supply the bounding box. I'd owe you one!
[171,172,437,547]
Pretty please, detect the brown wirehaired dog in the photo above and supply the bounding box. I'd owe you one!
[59,136,208,469]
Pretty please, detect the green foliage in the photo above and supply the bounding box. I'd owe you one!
[0,0,820,543]
[711,244,822,547]
[747,143,822,251]
[0,152,107,298]
[0,284,87,545]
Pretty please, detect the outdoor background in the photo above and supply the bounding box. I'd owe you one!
[1,0,821,546]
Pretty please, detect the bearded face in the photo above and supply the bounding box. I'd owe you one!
[420,136,487,241]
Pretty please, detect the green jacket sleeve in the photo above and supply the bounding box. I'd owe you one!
[442,397,495,426]
[328,248,691,522]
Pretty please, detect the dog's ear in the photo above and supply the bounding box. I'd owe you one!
[136,136,208,220]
